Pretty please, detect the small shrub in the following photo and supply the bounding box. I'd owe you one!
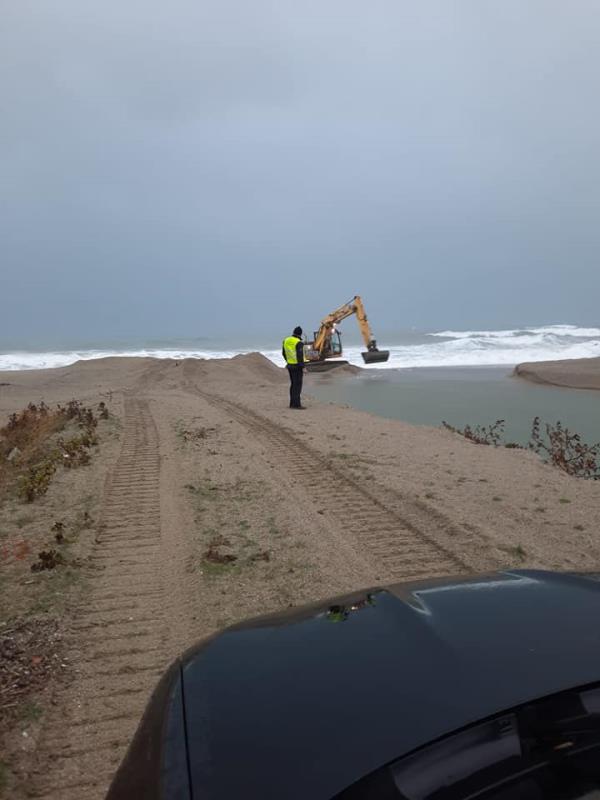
[441,419,506,446]
[19,460,57,502]
[513,544,526,560]
[529,417,600,479]
[249,550,270,563]
[31,549,65,572]
[204,547,237,564]
[442,415,600,480]
[1,400,107,503]
[57,435,94,467]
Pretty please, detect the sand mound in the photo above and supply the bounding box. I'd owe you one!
[231,352,284,379]
[181,352,286,389]
[64,353,285,390]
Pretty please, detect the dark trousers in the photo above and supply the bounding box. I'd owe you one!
[287,365,303,408]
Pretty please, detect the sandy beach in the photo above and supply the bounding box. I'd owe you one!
[2,354,600,798]
[515,356,600,390]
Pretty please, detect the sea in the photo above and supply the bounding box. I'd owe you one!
[1,324,599,446]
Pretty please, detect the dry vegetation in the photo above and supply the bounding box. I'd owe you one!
[442,417,600,479]
[0,399,112,797]
[0,401,108,503]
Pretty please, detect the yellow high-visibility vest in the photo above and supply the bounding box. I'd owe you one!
[283,336,302,365]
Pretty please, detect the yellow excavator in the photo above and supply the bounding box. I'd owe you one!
[304,295,390,370]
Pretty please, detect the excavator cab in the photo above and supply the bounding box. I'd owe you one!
[321,329,343,358]
[305,329,346,371]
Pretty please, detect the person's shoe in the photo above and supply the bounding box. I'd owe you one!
[291,405,306,410]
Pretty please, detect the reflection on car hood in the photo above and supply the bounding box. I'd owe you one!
[181,569,600,800]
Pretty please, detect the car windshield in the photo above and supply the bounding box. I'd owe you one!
[335,684,600,800]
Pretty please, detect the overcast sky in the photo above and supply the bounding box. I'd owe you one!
[2,1,599,344]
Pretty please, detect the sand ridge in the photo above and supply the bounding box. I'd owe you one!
[514,356,600,391]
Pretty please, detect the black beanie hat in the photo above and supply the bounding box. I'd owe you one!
[293,326,303,337]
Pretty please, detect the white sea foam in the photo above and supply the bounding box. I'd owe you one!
[430,324,600,340]
[1,325,599,371]
[360,325,600,369]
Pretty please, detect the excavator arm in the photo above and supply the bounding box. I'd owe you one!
[311,296,389,365]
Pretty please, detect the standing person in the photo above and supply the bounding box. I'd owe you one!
[282,326,306,409]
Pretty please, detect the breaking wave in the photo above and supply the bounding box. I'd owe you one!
[365,324,600,369]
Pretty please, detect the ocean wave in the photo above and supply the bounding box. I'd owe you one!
[355,324,600,369]
[342,340,600,369]
[430,324,600,340]
[1,324,599,371]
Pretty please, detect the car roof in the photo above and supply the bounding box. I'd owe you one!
[180,569,600,799]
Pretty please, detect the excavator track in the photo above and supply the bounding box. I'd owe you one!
[190,387,480,582]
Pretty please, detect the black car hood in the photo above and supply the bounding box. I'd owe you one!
[181,569,600,799]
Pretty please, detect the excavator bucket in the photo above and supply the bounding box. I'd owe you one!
[361,349,390,364]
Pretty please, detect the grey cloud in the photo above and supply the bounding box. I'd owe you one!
[1,1,599,342]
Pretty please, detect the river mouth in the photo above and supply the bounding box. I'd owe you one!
[307,365,600,447]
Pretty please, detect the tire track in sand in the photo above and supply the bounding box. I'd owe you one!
[29,398,167,800]
[188,387,482,581]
